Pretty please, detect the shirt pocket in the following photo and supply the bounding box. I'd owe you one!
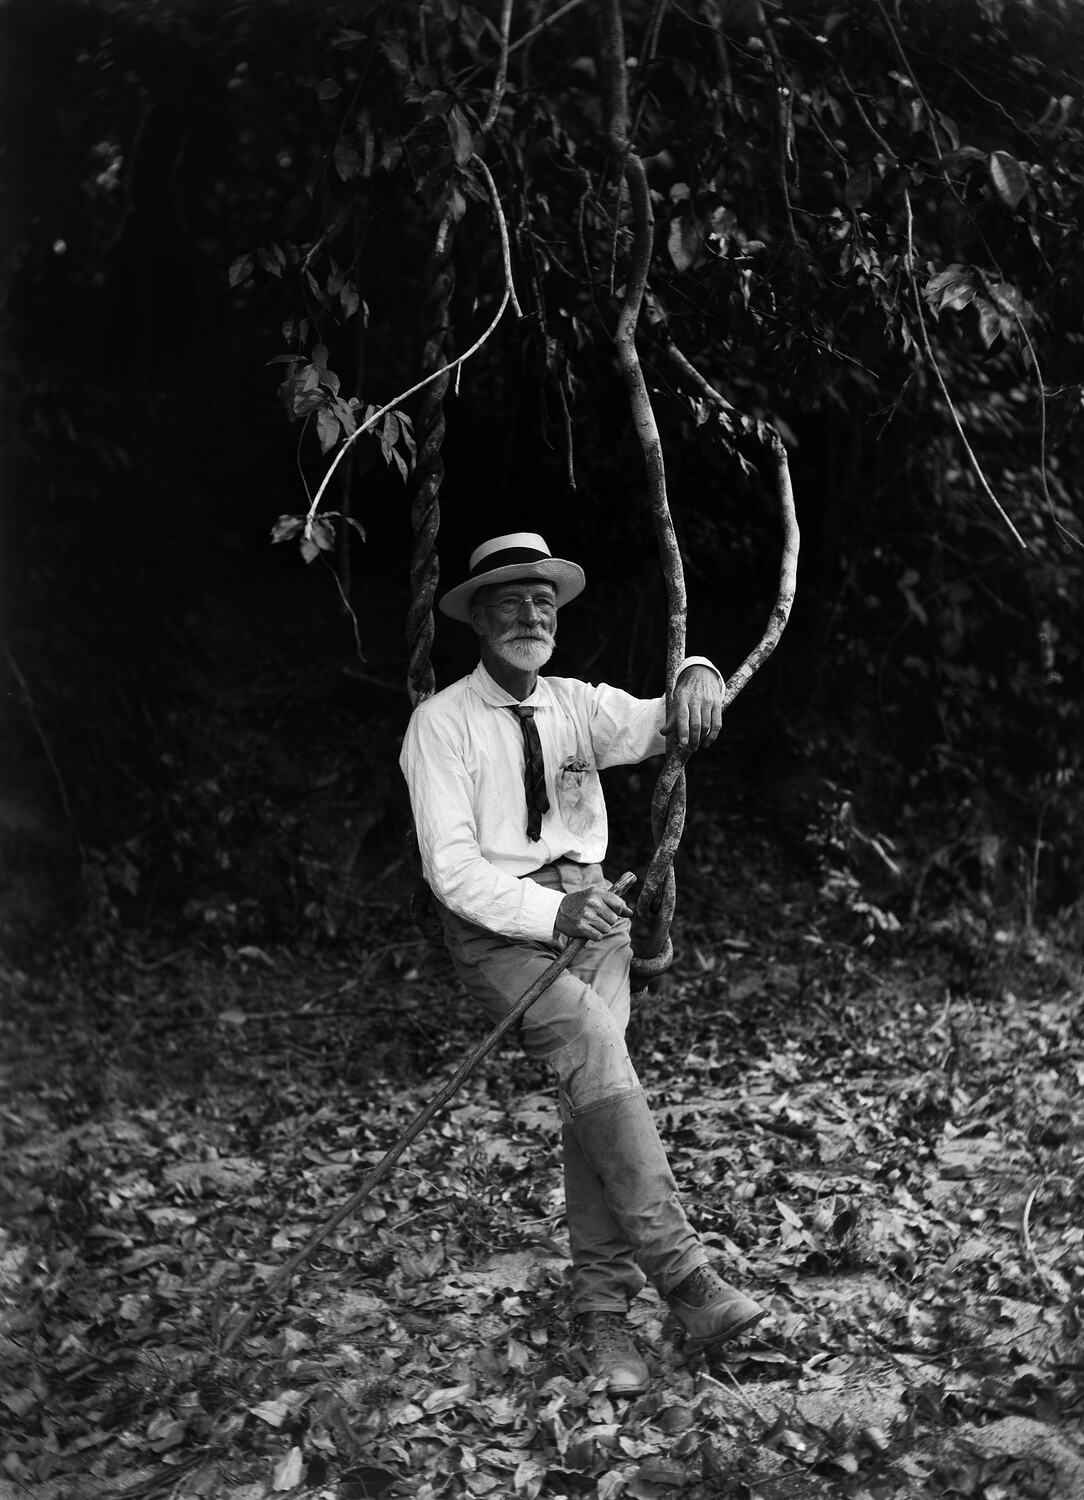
[555,752,601,838]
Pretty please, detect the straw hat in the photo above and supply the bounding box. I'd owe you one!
[438,532,585,623]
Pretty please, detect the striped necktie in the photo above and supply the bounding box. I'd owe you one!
[510,705,549,841]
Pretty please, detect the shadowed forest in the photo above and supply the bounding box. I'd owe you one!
[1,2,1083,1498]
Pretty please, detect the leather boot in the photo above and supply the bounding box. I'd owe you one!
[666,1263,765,1351]
[562,1125,645,1311]
[572,1312,650,1397]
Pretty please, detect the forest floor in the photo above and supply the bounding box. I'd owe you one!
[2,855,1083,1500]
[3,573,1084,1500]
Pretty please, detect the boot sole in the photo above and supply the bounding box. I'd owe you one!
[606,1374,650,1398]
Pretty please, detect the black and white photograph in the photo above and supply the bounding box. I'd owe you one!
[2,2,1082,1497]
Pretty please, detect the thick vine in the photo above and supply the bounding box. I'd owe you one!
[600,0,688,982]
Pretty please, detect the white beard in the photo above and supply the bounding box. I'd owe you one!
[492,633,555,673]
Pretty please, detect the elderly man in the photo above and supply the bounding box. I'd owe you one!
[400,532,763,1396]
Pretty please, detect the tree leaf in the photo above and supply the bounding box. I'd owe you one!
[270,515,303,544]
[924,264,977,315]
[227,253,253,287]
[422,90,452,118]
[844,162,872,209]
[334,140,362,181]
[423,1381,473,1413]
[334,397,357,434]
[977,297,1006,347]
[251,1397,292,1427]
[667,216,699,273]
[989,150,1028,210]
[310,518,336,553]
[379,39,411,77]
[272,1446,304,1490]
[316,78,342,100]
[316,408,340,454]
[258,244,286,278]
[446,106,475,168]
[775,1197,804,1228]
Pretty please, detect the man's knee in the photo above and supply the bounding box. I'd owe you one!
[521,973,627,1053]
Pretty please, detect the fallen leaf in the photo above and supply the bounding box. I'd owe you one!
[423,1381,473,1413]
[272,1445,304,1491]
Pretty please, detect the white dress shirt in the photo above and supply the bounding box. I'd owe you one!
[401,657,721,942]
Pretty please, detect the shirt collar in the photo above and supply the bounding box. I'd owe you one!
[470,661,551,710]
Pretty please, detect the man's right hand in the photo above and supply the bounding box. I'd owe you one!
[553,885,633,941]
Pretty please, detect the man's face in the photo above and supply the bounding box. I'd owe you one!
[471,578,558,674]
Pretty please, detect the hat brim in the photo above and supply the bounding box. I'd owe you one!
[439,558,585,623]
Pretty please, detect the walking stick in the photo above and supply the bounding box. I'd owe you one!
[221,871,637,1352]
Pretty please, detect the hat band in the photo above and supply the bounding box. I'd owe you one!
[468,546,552,579]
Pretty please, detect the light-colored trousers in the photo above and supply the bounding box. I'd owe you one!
[440,860,707,1313]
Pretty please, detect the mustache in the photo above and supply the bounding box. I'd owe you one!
[504,629,554,645]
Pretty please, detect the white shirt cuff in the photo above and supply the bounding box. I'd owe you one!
[677,655,723,682]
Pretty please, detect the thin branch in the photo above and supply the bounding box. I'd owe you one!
[1014,332,1082,550]
[304,158,518,525]
[873,0,1009,288]
[753,0,799,243]
[507,0,585,56]
[1022,1182,1063,1301]
[981,281,1083,551]
[2,640,85,858]
[659,338,738,415]
[320,554,365,661]
[837,67,896,160]
[472,153,524,316]
[481,0,514,133]
[873,0,949,166]
[875,9,1075,549]
[550,341,577,489]
[902,192,1027,551]
[640,0,668,72]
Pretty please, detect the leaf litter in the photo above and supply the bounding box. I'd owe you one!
[2,910,1083,1500]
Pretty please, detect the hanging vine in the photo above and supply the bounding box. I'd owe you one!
[407,208,456,709]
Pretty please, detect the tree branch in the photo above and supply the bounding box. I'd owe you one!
[304,158,519,527]
[657,343,800,711]
[481,0,514,133]
[600,0,687,975]
[507,0,586,57]
[601,0,685,685]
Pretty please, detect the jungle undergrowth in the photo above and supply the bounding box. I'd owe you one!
[2,861,1083,1500]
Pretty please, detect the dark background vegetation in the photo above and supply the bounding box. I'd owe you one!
[1,0,1082,953]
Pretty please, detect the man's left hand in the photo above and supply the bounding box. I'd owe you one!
[662,664,725,750]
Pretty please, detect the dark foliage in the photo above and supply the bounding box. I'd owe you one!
[1,0,1082,944]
